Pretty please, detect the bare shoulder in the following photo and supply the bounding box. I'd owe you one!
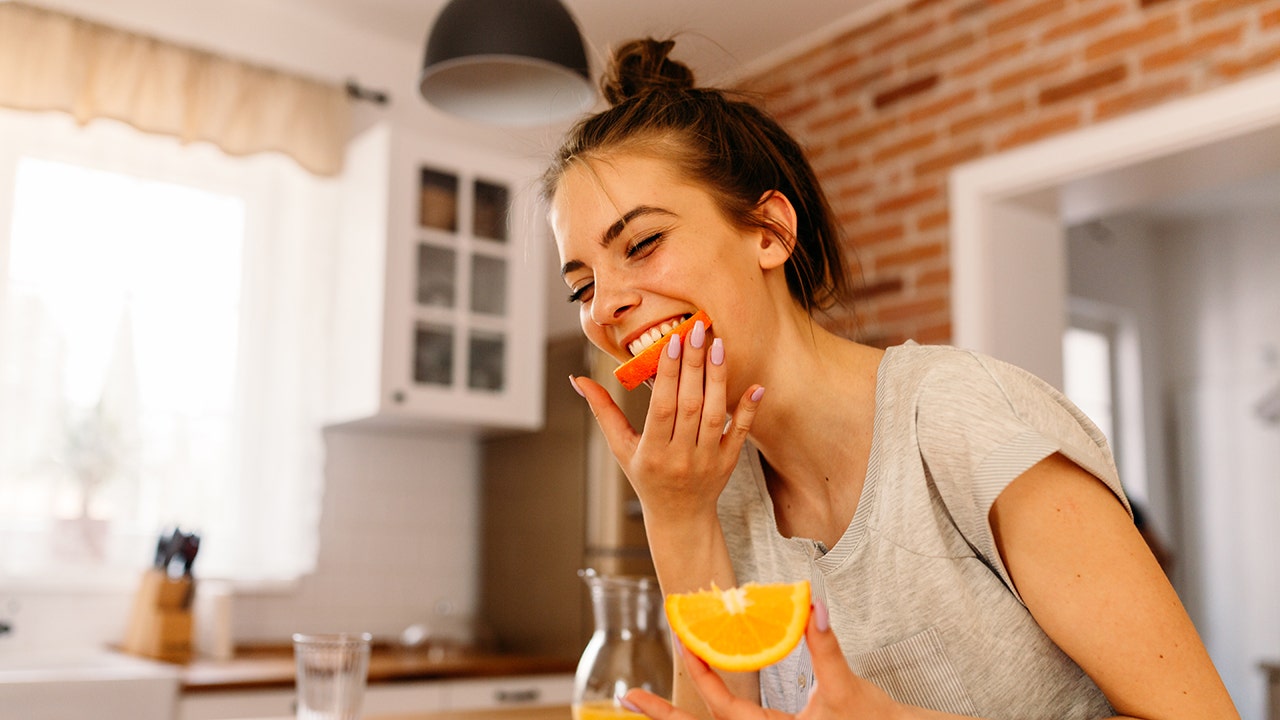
[989,453,1238,718]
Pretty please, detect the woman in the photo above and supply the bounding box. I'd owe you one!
[547,38,1237,719]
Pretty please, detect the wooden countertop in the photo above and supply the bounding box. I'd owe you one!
[242,707,571,720]
[181,645,577,693]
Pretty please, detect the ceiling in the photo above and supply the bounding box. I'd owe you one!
[258,0,890,84]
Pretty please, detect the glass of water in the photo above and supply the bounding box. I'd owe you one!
[292,632,372,720]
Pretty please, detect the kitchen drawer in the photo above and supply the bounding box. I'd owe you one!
[178,687,296,720]
[440,673,573,710]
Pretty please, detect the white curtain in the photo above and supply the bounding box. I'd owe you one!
[0,108,338,582]
[0,2,350,177]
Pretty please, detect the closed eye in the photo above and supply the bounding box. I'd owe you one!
[567,282,593,304]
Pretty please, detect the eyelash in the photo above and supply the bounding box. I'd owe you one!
[566,232,665,304]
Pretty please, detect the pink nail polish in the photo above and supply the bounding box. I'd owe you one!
[617,694,643,714]
[667,333,682,359]
[569,375,585,397]
[814,599,829,632]
[690,320,706,349]
[710,337,724,366]
[751,386,765,402]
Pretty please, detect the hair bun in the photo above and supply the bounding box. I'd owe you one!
[601,38,696,106]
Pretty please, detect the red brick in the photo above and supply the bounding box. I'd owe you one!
[989,0,1070,36]
[950,98,1028,136]
[873,132,939,162]
[873,74,941,108]
[907,32,978,69]
[1085,14,1180,62]
[1039,64,1127,105]
[1213,41,1280,79]
[774,96,822,123]
[914,142,985,176]
[832,65,894,99]
[1264,6,1280,29]
[850,222,906,246]
[836,118,895,150]
[835,180,876,201]
[850,276,906,300]
[874,185,942,215]
[874,289,949,316]
[917,266,952,286]
[907,88,980,123]
[832,13,895,47]
[915,320,954,344]
[813,52,864,82]
[815,153,864,178]
[917,208,952,232]
[1095,76,1191,119]
[1141,24,1245,72]
[1042,2,1128,43]
[953,39,1028,77]
[1191,0,1264,22]
[871,20,939,57]
[991,54,1072,95]
[808,105,864,134]
[996,109,1083,149]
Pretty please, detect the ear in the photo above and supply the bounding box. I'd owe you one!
[754,190,798,271]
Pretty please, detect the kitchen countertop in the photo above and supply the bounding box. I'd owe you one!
[241,707,571,720]
[180,645,577,693]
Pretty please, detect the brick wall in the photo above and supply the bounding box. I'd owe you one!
[743,0,1280,347]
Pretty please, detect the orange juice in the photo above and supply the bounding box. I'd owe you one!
[572,700,647,720]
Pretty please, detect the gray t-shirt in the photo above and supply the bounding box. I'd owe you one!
[718,342,1128,717]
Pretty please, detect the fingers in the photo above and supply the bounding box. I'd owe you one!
[569,373,639,460]
[621,689,692,720]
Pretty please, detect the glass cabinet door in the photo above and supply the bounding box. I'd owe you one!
[413,165,513,394]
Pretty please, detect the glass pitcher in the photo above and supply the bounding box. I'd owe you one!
[573,568,672,719]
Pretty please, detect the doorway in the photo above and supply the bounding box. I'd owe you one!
[950,68,1280,719]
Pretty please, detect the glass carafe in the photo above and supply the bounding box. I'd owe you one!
[573,569,672,719]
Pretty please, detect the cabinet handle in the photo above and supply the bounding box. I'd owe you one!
[494,688,540,704]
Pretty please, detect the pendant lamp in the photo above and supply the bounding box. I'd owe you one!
[419,0,595,126]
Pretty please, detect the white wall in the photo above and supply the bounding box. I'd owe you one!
[1068,207,1280,720]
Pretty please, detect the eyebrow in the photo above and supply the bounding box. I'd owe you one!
[559,205,676,277]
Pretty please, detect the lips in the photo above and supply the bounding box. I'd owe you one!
[626,314,693,358]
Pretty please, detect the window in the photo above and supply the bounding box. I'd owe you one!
[1063,325,1116,447]
[0,110,337,584]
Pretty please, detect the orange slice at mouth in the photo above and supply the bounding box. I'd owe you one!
[613,310,712,390]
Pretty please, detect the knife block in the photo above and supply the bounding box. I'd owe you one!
[122,569,194,663]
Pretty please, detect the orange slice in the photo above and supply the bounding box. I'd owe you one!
[614,311,712,391]
[665,580,810,672]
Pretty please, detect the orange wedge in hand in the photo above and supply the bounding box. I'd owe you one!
[665,580,811,672]
[614,310,712,390]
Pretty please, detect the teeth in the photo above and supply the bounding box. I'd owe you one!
[628,314,692,357]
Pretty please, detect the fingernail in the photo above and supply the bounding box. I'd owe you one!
[569,375,585,397]
[667,333,682,359]
[751,386,765,402]
[710,337,724,366]
[690,320,706,349]
[814,599,829,632]
[617,693,643,714]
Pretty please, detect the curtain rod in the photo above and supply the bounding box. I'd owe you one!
[345,80,390,106]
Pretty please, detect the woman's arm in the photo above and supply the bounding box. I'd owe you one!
[573,328,765,716]
[989,452,1238,718]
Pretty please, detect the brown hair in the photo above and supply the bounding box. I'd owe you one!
[542,38,850,315]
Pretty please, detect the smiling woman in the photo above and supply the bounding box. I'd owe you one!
[0,108,339,583]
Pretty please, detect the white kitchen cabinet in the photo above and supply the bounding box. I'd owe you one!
[175,674,572,719]
[327,122,547,431]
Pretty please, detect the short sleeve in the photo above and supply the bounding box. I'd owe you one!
[915,351,1129,601]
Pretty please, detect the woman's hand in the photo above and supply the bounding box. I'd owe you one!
[621,601,913,720]
[571,320,763,524]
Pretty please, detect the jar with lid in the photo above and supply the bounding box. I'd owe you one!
[573,569,672,719]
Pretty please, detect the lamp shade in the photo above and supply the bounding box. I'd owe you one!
[420,0,595,126]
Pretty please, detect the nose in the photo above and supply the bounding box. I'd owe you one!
[588,278,639,327]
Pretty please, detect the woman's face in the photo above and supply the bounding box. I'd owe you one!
[550,153,770,371]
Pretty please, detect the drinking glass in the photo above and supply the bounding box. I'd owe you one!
[292,632,372,720]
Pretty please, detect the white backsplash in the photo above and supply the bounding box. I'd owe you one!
[0,425,481,657]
